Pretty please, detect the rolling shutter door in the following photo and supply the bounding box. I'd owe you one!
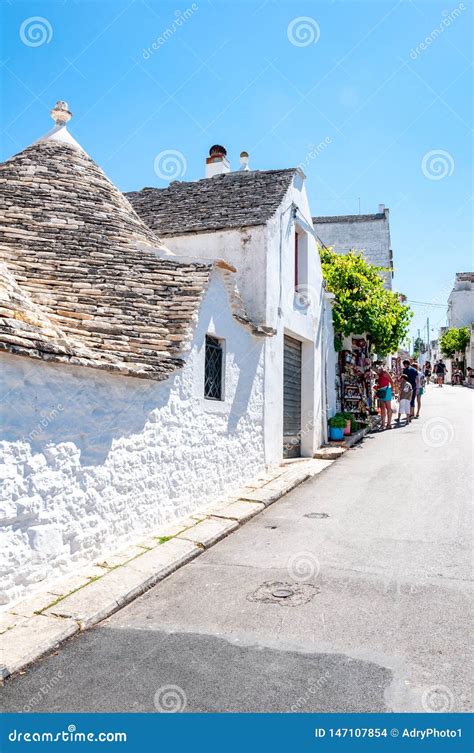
[283,335,302,458]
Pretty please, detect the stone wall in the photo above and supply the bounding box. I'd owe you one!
[0,275,266,607]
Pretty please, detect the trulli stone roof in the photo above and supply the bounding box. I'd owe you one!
[126,168,296,236]
[0,134,217,381]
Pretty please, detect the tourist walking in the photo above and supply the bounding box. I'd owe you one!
[397,375,413,425]
[424,360,432,386]
[435,359,447,387]
[413,363,425,418]
[402,359,418,417]
[375,362,395,430]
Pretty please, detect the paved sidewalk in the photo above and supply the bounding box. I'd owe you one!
[0,457,334,681]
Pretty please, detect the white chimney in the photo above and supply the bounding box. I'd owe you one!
[206,144,230,178]
[378,203,385,214]
[239,151,250,171]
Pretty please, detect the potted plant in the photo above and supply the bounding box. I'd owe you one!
[328,414,347,440]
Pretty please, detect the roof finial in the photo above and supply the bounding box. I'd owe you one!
[50,101,72,127]
[239,151,250,171]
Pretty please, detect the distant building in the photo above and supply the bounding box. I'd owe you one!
[447,273,474,373]
[313,205,393,289]
[447,272,474,328]
[432,273,474,378]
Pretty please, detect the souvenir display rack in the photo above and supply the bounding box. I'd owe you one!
[339,338,373,418]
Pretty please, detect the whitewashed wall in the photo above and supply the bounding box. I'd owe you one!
[448,288,474,328]
[164,172,336,462]
[0,273,265,608]
[263,172,327,459]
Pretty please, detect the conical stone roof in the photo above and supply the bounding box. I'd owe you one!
[0,129,213,380]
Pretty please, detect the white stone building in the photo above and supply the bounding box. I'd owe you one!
[313,205,394,289]
[127,146,338,461]
[447,273,474,330]
[0,110,335,607]
[446,272,474,372]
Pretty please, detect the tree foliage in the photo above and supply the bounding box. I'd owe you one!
[439,326,471,358]
[319,248,412,356]
[413,336,425,355]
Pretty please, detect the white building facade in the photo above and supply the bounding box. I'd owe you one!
[128,149,338,461]
[447,273,474,372]
[0,117,336,608]
[0,113,272,607]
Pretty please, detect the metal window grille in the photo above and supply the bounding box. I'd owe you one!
[204,335,223,400]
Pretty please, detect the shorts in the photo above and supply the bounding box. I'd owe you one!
[399,399,411,414]
[418,388,424,396]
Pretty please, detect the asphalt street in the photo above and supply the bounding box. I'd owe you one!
[2,384,472,713]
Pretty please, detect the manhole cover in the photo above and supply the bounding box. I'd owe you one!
[247,581,319,607]
[304,512,329,519]
[272,588,293,598]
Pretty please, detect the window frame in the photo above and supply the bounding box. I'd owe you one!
[204,334,224,402]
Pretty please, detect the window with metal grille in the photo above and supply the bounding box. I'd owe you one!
[204,335,223,400]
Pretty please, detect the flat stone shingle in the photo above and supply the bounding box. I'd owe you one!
[126,168,296,236]
[0,140,213,380]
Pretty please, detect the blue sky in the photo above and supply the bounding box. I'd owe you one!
[1,0,472,342]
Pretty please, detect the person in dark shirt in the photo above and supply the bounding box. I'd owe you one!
[435,360,447,387]
[424,361,432,385]
[402,359,418,416]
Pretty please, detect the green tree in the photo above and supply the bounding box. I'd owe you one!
[319,248,412,356]
[439,326,471,358]
[413,336,425,355]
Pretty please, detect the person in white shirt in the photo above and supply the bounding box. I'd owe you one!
[397,375,413,424]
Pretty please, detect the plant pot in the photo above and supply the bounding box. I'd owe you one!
[344,420,351,435]
[329,426,344,441]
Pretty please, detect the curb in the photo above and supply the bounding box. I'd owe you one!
[0,458,333,682]
[314,419,378,458]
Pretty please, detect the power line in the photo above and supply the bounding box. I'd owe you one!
[405,299,448,308]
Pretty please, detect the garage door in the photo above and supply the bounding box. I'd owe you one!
[283,335,302,458]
